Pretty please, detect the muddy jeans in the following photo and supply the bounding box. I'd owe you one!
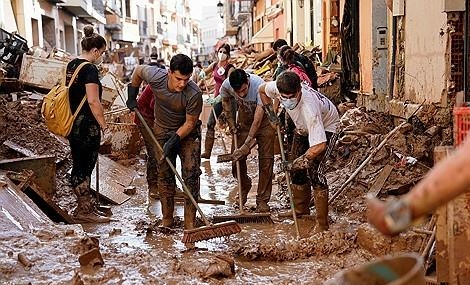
[289,131,337,187]
[232,108,275,205]
[138,118,159,189]
[68,114,101,188]
[155,122,202,199]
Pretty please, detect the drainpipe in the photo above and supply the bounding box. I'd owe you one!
[465,0,469,102]
[310,0,314,45]
[290,0,294,45]
[388,15,397,99]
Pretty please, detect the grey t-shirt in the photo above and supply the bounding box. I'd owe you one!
[141,66,202,131]
[219,73,264,114]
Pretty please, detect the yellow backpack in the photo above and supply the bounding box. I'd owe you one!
[41,61,90,137]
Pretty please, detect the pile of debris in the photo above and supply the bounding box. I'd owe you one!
[200,43,341,102]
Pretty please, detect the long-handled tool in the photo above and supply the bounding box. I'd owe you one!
[135,109,241,243]
[113,79,241,242]
[213,122,273,224]
[277,125,300,238]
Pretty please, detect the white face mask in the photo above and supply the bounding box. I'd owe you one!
[94,55,103,66]
[218,52,228,61]
[280,97,299,110]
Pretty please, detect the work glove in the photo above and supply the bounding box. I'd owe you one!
[262,104,280,127]
[284,154,312,171]
[232,136,253,161]
[199,70,206,79]
[126,85,139,111]
[162,132,180,159]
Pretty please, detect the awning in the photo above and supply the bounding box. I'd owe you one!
[250,21,274,44]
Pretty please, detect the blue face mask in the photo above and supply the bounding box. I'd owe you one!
[281,97,299,110]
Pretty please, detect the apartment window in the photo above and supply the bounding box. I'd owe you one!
[125,0,131,18]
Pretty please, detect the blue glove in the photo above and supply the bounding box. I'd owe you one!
[126,86,139,110]
[162,133,180,158]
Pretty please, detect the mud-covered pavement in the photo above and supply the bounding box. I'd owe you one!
[0,95,446,284]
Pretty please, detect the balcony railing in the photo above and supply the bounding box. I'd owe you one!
[59,0,106,23]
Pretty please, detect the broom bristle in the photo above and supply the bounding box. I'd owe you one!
[212,214,273,224]
[216,154,233,163]
[182,221,241,243]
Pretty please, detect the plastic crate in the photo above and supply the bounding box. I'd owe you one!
[453,107,470,146]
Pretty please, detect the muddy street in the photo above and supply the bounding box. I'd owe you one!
[0,96,438,284]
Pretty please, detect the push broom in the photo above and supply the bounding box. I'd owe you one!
[135,107,241,243]
[113,79,241,243]
[213,114,273,224]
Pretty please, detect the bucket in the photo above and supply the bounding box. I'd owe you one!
[324,253,425,285]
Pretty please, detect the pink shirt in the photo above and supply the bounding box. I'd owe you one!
[213,63,232,97]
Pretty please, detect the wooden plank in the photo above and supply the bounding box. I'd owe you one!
[369,164,393,196]
[0,173,53,232]
[0,155,56,195]
[89,155,133,205]
[434,146,453,283]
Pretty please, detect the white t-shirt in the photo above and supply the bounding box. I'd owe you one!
[264,81,339,146]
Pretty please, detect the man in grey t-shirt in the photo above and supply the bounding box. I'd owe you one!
[127,54,203,231]
[220,69,275,213]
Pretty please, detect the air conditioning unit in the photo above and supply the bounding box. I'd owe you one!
[442,0,465,12]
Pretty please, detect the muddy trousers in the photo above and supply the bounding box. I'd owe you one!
[202,102,222,158]
[288,132,336,230]
[138,120,159,196]
[156,126,202,229]
[232,125,275,207]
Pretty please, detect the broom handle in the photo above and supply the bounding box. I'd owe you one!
[234,133,245,214]
[277,125,300,238]
[134,110,211,226]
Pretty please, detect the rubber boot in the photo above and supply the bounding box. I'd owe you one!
[160,197,175,227]
[313,185,329,232]
[278,184,311,217]
[73,179,110,223]
[201,129,215,159]
[184,200,197,230]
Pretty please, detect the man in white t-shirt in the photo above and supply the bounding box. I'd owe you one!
[259,71,339,231]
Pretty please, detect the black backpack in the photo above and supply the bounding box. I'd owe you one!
[293,53,318,90]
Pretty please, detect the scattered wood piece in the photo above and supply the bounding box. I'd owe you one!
[369,165,394,197]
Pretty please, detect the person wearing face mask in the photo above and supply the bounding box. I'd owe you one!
[219,69,275,213]
[198,44,236,159]
[66,25,109,223]
[259,71,339,232]
[126,54,203,232]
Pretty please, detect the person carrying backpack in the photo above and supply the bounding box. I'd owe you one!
[66,25,109,223]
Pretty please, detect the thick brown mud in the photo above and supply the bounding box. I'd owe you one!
[0,96,444,284]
